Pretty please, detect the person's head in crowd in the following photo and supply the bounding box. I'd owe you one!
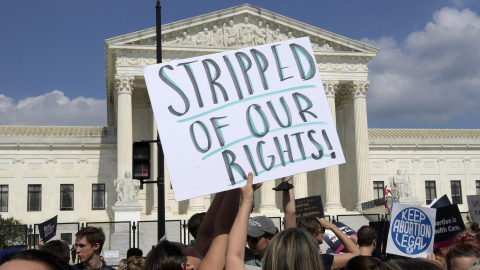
[247,215,278,257]
[145,239,200,270]
[40,239,70,264]
[75,226,105,265]
[0,249,21,262]
[465,221,478,230]
[297,216,325,244]
[127,247,143,259]
[466,221,480,232]
[433,247,448,269]
[187,212,206,240]
[345,255,380,270]
[124,256,145,270]
[0,249,72,270]
[262,227,324,270]
[446,241,480,270]
[381,258,444,270]
[357,225,378,256]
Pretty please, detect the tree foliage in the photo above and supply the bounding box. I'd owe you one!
[0,215,26,248]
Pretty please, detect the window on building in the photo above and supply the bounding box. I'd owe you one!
[60,184,74,211]
[28,185,41,211]
[476,180,480,195]
[0,185,8,212]
[451,180,462,204]
[61,233,72,245]
[373,181,384,200]
[425,181,436,205]
[92,184,105,210]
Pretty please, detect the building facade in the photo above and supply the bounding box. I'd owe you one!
[0,4,479,225]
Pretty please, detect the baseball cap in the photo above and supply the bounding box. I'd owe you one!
[247,216,276,237]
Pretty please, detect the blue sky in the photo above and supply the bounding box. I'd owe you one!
[1,0,479,128]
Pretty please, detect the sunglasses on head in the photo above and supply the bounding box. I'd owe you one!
[316,226,326,235]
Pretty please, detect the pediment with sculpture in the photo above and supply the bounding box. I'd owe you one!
[156,16,335,51]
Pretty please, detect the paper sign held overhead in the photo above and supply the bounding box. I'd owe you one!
[467,195,480,222]
[386,203,436,258]
[38,215,58,243]
[295,195,324,222]
[144,37,345,201]
[433,204,465,248]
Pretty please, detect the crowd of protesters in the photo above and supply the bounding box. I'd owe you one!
[1,173,480,270]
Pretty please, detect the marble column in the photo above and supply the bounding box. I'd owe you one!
[187,196,206,215]
[258,180,279,213]
[343,94,357,210]
[322,81,344,212]
[352,81,372,208]
[293,173,308,199]
[112,74,142,224]
[115,75,135,180]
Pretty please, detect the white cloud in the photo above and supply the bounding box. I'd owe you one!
[0,90,107,126]
[363,7,480,128]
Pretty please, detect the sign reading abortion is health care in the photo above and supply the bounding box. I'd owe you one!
[144,37,345,201]
[386,203,436,258]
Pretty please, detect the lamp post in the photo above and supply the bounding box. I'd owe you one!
[155,0,165,242]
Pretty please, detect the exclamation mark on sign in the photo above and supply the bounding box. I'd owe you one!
[322,130,336,159]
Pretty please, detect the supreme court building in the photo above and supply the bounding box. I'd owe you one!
[1,4,479,225]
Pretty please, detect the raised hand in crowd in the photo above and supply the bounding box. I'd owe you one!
[226,172,254,270]
[316,217,361,270]
[197,187,240,270]
[281,176,296,229]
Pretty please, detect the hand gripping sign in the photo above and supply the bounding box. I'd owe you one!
[144,37,345,201]
[386,203,436,258]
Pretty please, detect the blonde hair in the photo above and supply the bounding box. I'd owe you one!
[123,256,145,270]
[262,228,324,270]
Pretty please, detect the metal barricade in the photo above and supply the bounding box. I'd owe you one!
[137,220,183,253]
[336,214,381,232]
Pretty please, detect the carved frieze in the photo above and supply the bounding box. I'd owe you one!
[28,163,42,170]
[0,163,7,170]
[12,158,24,164]
[77,158,89,164]
[449,161,461,168]
[399,162,409,168]
[372,161,383,169]
[62,163,74,170]
[45,158,57,164]
[424,161,435,168]
[160,16,339,51]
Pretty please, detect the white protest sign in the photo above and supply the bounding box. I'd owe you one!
[103,250,119,258]
[386,203,436,258]
[467,195,480,222]
[144,37,345,201]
